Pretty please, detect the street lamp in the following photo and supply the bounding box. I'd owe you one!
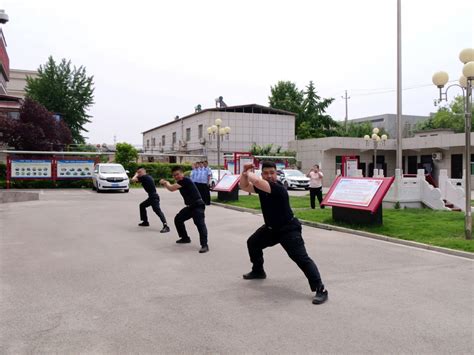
[207,118,231,181]
[364,127,387,177]
[431,47,473,240]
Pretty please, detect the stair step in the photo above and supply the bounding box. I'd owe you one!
[445,203,454,208]
[451,208,462,212]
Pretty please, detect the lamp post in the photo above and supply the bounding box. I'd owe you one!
[207,118,231,181]
[364,127,388,177]
[431,47,473,240]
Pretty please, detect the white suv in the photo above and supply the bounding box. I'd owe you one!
[92,163,130,193]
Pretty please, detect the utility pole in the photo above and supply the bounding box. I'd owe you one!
[341,90,350,131]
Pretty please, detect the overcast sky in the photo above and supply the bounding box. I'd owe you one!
[2,0,473,145]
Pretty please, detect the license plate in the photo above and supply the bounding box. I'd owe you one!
[112,183,119,187]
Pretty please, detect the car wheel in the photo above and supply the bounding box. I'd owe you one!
[124,189,129,193]
[96,187,102,193]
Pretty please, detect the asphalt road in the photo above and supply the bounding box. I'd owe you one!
[1,189,472,354]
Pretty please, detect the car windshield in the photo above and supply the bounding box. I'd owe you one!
[284,170,305,177]
[100,166,125,174]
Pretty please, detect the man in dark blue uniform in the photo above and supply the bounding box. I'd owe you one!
[132,168,170,233]
[239,161,328,304]
[159,166,209,253]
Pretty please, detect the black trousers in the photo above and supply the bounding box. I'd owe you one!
[139,194,167,225]
[246,218,323,292]
[309,187,323,209]
[196,183,211,205]
[174,204,208,246]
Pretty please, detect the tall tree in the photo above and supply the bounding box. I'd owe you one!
[0,98,73,150]
[268,81,304,126]
[299,81,337,138]
[25,56,95,143]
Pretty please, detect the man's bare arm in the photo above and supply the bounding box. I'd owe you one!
[247,172,271,193]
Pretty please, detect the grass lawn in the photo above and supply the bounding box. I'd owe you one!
[214,195,473,253]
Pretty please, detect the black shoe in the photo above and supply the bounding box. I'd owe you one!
[160,225,170,233]
[243,271,266,280]
[312,286,328,304]
[138,221,150,227]
[199,245,209,253]
[176,238,191,244]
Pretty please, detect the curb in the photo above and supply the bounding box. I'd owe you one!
[212,202,474,260]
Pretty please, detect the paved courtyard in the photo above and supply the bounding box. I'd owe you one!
[0,189,473,354]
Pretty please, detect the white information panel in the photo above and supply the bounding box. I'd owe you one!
[327,178,383,207]
[213,174,240,192]
[346,159,358,177]
[11,160,52,178]
[239,157,254,175]
[57,160,94,178]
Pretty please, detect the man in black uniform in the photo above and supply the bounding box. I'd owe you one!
[131,168,170,233]
[239,161,328,304]
[159,166,209,253]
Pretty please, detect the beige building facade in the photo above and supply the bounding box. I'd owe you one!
[142,104,295,165]
[7,69,38,98]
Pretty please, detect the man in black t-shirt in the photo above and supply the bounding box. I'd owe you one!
[239,161,328,305]
[159,166,209,253]
[131,168,170,233]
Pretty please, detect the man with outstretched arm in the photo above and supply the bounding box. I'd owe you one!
[239,161,328,304]
[159,166,209,253]
[131,168,170,233]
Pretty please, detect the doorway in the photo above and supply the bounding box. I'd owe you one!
[451,154,463,179]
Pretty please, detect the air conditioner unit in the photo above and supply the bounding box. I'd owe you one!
[432,152,443,161]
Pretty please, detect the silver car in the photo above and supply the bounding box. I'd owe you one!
[277,169,310,190]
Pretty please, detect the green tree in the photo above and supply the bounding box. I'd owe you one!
[268,81,304,125]
[268,80,337,139]
[416,95,471,133]
[298,81,337,138]
[115,142,138,165]
[25,56,95,143]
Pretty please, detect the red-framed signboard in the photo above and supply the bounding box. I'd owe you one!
[342,155,359,177]
[212,174,241,192]
[321,176,394,213]
[6,155,100,189]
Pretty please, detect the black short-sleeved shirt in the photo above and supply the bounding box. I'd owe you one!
[254,180,294,229]
[177,177,204,206]
[138,174,158,196]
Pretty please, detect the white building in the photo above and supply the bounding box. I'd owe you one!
[7,69,38,98]
[349,113,430,138]
[142,104,295,165]
[290,129,474,188]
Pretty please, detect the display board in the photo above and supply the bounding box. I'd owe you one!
[11,160,52,178]
[213,174,240,192]
[57,160,94,178]
[345,159,359,177]
[322,176,395,212]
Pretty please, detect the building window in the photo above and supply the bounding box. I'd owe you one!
[172,132,177,144]
[162,135,166,146]
[335,156,342,174]
[146,139,150,148]
[198,124,203,139]
[151,137,156,147]
[186,128,191,141]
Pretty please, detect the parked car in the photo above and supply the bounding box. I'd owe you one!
[210,169,233,189]
[277,169,310,190]
[92,163,130,193]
